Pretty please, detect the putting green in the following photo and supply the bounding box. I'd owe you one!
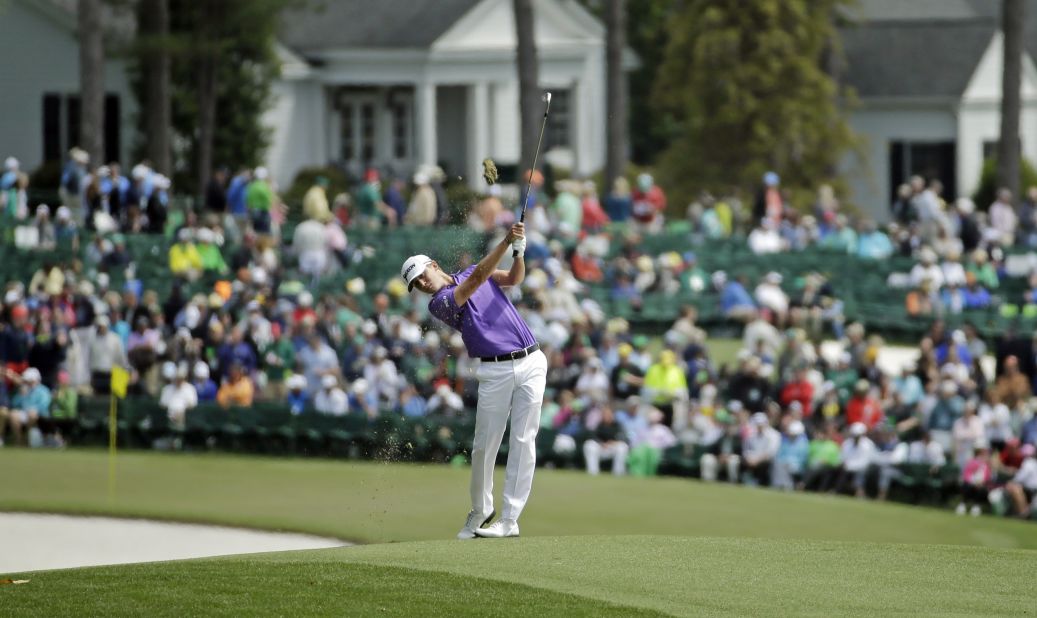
[2,450,1035,616]
[3,536,1033,616]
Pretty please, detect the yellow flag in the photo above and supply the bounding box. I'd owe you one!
[110,366,130,399]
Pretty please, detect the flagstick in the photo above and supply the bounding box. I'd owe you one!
[108,392,117,504]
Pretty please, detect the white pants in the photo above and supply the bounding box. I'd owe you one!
[583,440,629,475]
[471,350,547,522]
[700,453,741,482]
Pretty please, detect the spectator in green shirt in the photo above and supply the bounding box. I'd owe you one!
[49,370,78,447]
[246,167,275,233]
[552,180,582,237]
[195,228,229,274]
[354,168,396,229]
[804,422,842,491]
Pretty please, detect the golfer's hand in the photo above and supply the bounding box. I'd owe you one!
[505,223,525,244]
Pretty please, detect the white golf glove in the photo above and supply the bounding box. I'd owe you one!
[512,236,526,256]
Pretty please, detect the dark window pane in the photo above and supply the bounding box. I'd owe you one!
[104,94,120,164]
[42,94,61,162]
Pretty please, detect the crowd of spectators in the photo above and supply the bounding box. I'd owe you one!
[3,148,1037,520]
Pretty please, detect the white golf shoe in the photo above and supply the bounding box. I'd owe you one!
[473,519,519,538]
[457,510,495,540]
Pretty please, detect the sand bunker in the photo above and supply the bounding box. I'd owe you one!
[0,513,346,573]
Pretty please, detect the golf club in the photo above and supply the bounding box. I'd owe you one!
[514,91,552,257]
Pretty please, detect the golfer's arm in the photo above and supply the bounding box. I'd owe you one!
[492,255,525,288]
[454,239,511,306]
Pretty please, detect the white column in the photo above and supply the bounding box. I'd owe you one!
[326,88,341,162]
[417,81,438,167]
[467,81,490,189]
[310,82,327,166]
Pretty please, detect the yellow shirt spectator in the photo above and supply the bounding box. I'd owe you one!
[169,237,202,276]
[643,350,688,405]
[217,369,254,408]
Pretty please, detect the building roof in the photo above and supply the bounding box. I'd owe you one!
[840,20,995,98]
[279,0,479,55]
[841,0,1037,99]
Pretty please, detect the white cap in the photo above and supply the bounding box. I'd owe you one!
[131,163,149,180]
[56,206,71,220]
[287,374,306,390]
[196,228,214,243]
[321,374,337,389]
[4,157,19,171]
[96,165,111,178]
[22,367,41,383]
[254,166,269,180]
[193,361,210,380]
[162,361,177,381]
[751,412,769,426]
[850,422,867,437]
[183,304,201,329]
[36,204,50,217]
[401,254,433,292]
[297,290,313,307]
[788,420,805,436]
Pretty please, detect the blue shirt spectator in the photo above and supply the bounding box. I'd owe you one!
[13,381,52,418]
[857,228,894,260]
[721,280,756,314]
[227,172,250,217]
[776,431,810,475]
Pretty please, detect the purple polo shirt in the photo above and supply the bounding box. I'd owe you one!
[428,265,537,358]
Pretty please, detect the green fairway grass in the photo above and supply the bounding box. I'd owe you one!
[3,536,1034,616]
[1,449,1035,548]
[2,449,1035,616]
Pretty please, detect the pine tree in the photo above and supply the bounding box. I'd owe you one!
[653,0,856,210]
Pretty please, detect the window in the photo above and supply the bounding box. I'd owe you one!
[889,141,957,201]
[104,95,121,164]
[392,101,409,159]
[543,88,571,150]
[360,103,375,162]
[66,96,81,154]
[340,102,354,161]
[42,94,61,162]
[41,93,120,163]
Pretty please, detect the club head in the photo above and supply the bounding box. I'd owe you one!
[543,92,552,104]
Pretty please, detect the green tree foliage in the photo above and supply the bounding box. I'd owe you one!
[653,0,856,210]
[131,0,288,194]
[973,157,1037,210]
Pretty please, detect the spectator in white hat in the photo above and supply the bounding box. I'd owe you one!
[742,412,781,486]
[406,172,437,226]
[192,362,218,402]
[362,346,399,405]
[160,363,197,430]
[838,422,875,497]
[7,368,51,447]
[87,315,127,395]
[426,384,463,416]
[286,374,309,415]
[314,374,348,416]
[772,420,809,490]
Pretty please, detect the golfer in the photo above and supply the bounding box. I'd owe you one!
[401,223,545,539]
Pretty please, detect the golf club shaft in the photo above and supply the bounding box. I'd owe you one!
[514,94,552,257]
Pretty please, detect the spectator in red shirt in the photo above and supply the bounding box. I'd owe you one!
[631,173,667,228]
[580,181,610,232]
[845,379,883,429]
[780,367,814,415]
[999,438,1025,476]
[570,245,603,283]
